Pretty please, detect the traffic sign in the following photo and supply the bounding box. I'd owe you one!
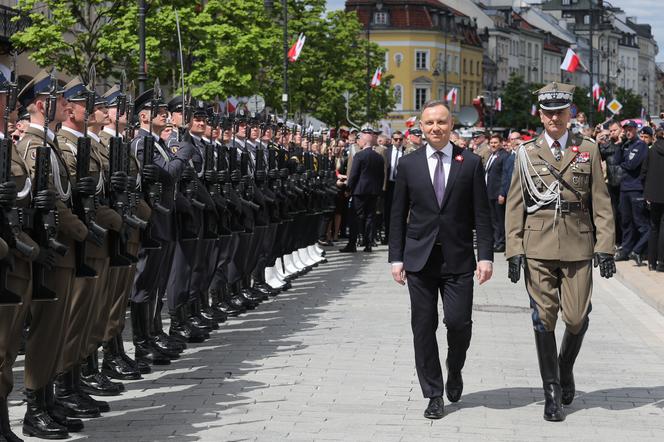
[607,99,623,114]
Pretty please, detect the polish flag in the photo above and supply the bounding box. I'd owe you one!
[597,97,606,112]
[446,88,458,105]
[560,48,583,72]
[370,67,382,88]
[494,97,502,112]
[288,33,306,62]
[226,96,239,113]
[592,83,602,101]
[405,116,417,128]
[531,104,538,116]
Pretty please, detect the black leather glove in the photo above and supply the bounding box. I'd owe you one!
[75,176,96,196]
[218,170,229,183]
[268,169,278,180]
[181,166,196,181]
[204,170,218,183]
[230,170,241,183]
[35,247,57,270]
[508,254,525,284]
[33,189,56,211]
[142,164,160,183]
[0,181,17,208]
[593,252,616,279]
[110,171,128,192]
[255,170,267,183]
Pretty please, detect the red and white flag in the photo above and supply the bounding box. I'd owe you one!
[288,33,306,62]
[370,67,382,88]
[226,96,239,113]
[446,88,458,105]
[592,83,602,101]
[530,104,538,116]
[597,96,606,112]
[560,48,584,72]
[405,116,417,128]
[494,97,502,112]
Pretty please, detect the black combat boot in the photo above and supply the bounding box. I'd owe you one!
[223,284,250,314]
[80,351,123,396]
[169,305,208,343]
[559,318,589,406]
[131,301,171,366]
[1,396,23,441]
[234,281,261,308]
[43,381,84,433]
[534,330,566,422]
[116,333,151,375]
[53,370,101,419]
[71,365,110,413]
[23,388,69,440]
[242,276,269,301]
[102,338,141,380]
[207,288,232,320]
[190,298,218,330]
[200,290,227,323]
[151,299,186,354]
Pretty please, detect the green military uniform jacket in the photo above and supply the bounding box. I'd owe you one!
[505,131,614,261]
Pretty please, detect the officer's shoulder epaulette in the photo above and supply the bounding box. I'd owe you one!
[582,136,596,144]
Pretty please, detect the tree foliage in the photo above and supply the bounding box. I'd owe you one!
[494,75,541,130]
[12,0,394,126]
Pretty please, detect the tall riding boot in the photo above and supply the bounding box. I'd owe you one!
[1,396,23,441]
[117,332,151,375]
[80,350,123,395]
[53,370,100,419]
[559,318,589,406]
[169,304,208,343]
[150,299,184,356]
[534,330,566,422]
[189,298,217,330]
[71,365,110,413]
[22,387,69,440]
[102,338,141,380]
[131,301,171,366]
[43,381,84,433]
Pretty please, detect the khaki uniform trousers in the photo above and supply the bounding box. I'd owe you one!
[0,258,32,398]
[524,258,593,335]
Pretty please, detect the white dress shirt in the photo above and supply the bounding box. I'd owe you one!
[543,130,569,156]
[426,142,452,186]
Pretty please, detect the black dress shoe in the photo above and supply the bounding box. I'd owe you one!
[614,250,630,261]
[493,245,505,252]
[628,251,644,266]
[445,371,463,403]
[424,396,444,419]
[649,263,657,271]
[657,264,664,272]
[339,246,357,253]
[363,246,372,253]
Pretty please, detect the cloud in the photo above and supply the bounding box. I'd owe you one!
[327,0,346,11]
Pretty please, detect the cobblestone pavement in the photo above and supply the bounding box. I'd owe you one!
[8,247,664,441]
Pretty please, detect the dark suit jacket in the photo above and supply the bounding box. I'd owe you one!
[485,148,509,200]
[388,143,493,274]
[386,144,405,183]
[501,151,516,198]
[347,146,385,196]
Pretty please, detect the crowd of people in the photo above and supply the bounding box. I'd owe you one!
[327,112,664,275]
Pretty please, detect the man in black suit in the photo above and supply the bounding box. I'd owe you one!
[388,100,493,419]
[384,131,405,243]
[485,133,510,252]
[341,124,385,252]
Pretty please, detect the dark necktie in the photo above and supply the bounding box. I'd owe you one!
[433,150,446,207]
[552,140,562,162]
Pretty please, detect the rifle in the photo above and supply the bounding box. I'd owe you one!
[73,66,107,277]
[32,77,69,301]
[141,79,169,215]
[0,59,34,304]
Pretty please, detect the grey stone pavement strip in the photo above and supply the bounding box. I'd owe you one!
[8,247,664,441]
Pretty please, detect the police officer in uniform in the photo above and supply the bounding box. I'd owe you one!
[505,82,616,422]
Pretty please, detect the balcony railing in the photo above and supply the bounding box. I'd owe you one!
[0,5,30,42]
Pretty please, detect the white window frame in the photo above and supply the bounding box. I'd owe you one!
[394,84,403,110]
[415,50,430,71]
[414,86,430,111]
[373,11,388,26]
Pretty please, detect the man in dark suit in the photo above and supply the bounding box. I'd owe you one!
[485,133,510,252]
[384,131,405,243]
[388,100,493,419]
[341,124,385,253]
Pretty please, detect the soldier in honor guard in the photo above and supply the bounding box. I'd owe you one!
[505,82,616,422]
[17,70,90,439]
[0,66,42,442]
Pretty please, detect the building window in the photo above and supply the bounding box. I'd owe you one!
[414,87,429,110]
[562,0,570,5]
[415,50,428,70]
[373,11,388,26]
[394,85,403,110]
[470,60,474,75]
[463,59,467,74]
[476,61,480,76]
[583,15,590,25]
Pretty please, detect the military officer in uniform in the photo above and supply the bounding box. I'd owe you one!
[505,82,616,422]
[403,127,423,155]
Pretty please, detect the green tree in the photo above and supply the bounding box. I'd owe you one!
[494,75,540,129]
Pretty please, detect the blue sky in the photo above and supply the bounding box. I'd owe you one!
[326,0,664,62]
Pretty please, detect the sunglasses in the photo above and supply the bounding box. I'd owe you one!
[392,137,403,141]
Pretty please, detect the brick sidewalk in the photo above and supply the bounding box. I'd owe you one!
[8,248,664,441]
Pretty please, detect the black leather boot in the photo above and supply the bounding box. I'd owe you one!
[242,276,269,301]
[80,351,124,396]
[53,370,101,419]
[22,388,69,440]
[188,299,216,331]
[534,330,566,422]
[169,305,208,343]
[200,290,227,323]
[43,382,84,433]
[102,338,141,380]
[218,284,246,316]
[71,365,110,413]
[116,332,151,375]
[131,301,171,366]
[559,319,589,406]
[151,300,186,354]
[234,281,261,308]
[207,288,231,320]
[1,396,23,442]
